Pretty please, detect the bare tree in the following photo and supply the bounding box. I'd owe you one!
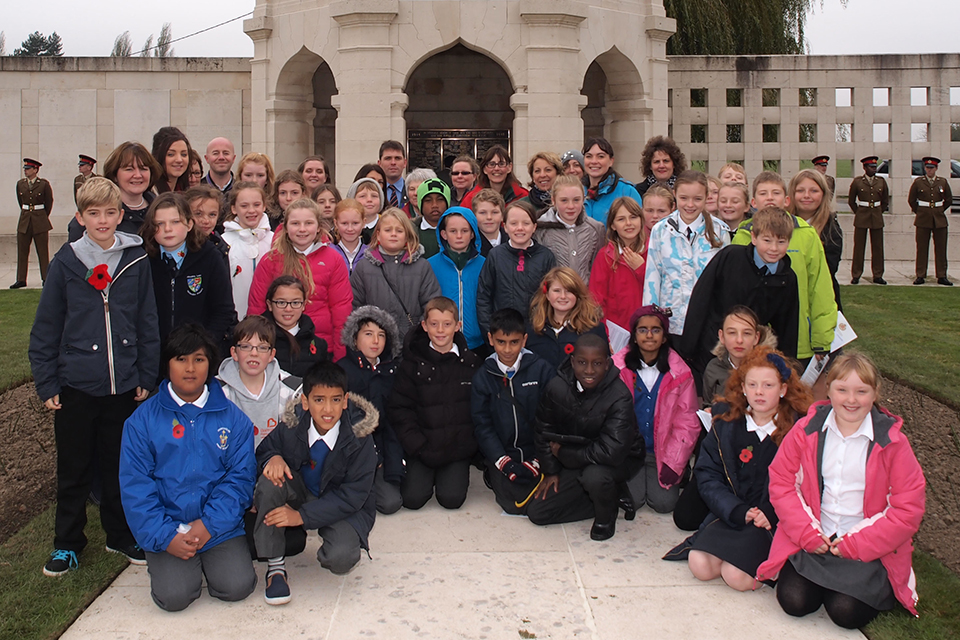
[156,23,174,58]
[111,31,132,57]
[141,34,154,57]
[0,32,6,56]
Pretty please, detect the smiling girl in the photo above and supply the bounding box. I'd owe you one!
[222,182,274,318]
[590,196,646,329]
[332,198,367,275]
[716,182,752,241]
[788,169,843,310]
[534,175,606,284]
[261,275,328,377]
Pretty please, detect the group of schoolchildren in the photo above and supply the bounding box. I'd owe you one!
[27,135,925,631]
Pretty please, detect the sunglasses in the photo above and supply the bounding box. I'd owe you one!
[450,171,473,176]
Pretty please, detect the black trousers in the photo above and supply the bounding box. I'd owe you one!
[526,456,643,526]
[401,456,471,510]
[54,386,138,552]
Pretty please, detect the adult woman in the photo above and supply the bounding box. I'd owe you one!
[581,137,641,224]
[788,169,843,310]
[637,135,686,198]
[449,155,479,207]
[152,127,193,193]
[298,155,331,193]
[520,151,563,215]
[187,150,204,188]
[460,145,528,209]
[68,141,160,242]
[353,164,387,190]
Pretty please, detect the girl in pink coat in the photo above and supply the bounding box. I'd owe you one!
[247,198,353,360]
[611,305,699,514]
[757,352,925,628]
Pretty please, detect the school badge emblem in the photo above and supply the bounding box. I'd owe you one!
[187,275,203,295]
[217,427,230,450]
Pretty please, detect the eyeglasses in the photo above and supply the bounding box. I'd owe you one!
[270,299,304,309]
[450,171,473,176]
[190,170,203,177]
[236,343,273,353]
[486,161,508,169]
[635,327,663,336]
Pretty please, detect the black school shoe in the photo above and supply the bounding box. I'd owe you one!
[106,543,147,565]
[938,278,953,286]
[590,519,616,541]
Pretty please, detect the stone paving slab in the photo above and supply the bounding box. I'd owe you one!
[61,468,863,640]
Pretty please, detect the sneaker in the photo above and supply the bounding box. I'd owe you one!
[264,569,291,605]
[43,549,79,576]
[106,543,147,565]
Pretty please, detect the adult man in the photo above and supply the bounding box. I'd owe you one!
[847,156,889,285]
[73,154,97,207]
[908,157,953,286]
[203,137,236,193]
[811,155,835,200]
[11,158,53,289]
[378,140,408,210]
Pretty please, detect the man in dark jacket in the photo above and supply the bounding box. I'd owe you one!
[527,333,645,541]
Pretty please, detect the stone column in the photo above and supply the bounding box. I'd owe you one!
[243,14,273,161]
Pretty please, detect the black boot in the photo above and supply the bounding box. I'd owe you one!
[618,483,636,521]
[590,519,616,541]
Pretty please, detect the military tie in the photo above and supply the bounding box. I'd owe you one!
[389,186,399,209]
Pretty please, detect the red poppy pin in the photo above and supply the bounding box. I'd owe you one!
[739,446,754,463]
[310,341,317,355]
[86,264,112,291]
[564,343,575,355]
[172,418,185,439]
[253,425,259,436]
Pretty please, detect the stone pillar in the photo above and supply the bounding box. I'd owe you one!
[243,14,273,161]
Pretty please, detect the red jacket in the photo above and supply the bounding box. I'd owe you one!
[589,241,646,331]
[247,244,353,360]
[460,182,529,210]
[757,402,925,615]
[612,347,699,488]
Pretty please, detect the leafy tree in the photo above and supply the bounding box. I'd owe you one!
[141,35,154,57]
[156,23,174,58]
[13,31,64,57]
[111,31,132,57]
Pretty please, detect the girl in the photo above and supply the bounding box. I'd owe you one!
[449,155,478,207]
[718,163,748,185]
[262,275,328,377]
[351,208,442,340]
[312,183,341,235]
[237,152,275,193]
[187,150,203,188]
[701,306,772,406]
[789,169,843,310]
[332,199,368,275]
[247,198,352,360]
[525,267,608,371]
[612,306,699,514]
[534,175,605,284]
[636,135,686,198]
[705,176,722,218]
[298,155,330,192]
[403,168,437,218]
[668,347,812,591]
[640,185,674,252]
[184,185,229,267]
[521,151,563,215]
[153,129,193,193]
[716,182,752,240]
[758,353,925,628]
[353,164,387,190]
[460,145,528,210]
[589,196,646,330]
[476,201,557,334]
[222,181,274,318]
[581,137,642,224]
[346,177,385,245]
[273,169,306,220]
[139,192,235,348]
[643,170,729,336]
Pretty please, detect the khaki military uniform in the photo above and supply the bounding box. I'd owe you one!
[74,172,98,207]
[16,177,54,283]
[847,175,888,280]
[824,174,836,201]
[908,175,952,279]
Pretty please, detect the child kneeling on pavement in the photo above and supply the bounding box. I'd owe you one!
[253,360,378,605]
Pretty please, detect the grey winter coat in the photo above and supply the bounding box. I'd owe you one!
[534,208,606,284]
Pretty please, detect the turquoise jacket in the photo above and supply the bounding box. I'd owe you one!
[428,207,486,349]
[584,172,642,224]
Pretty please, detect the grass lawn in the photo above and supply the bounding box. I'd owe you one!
[0,289,41,393]
[839,286,960,407]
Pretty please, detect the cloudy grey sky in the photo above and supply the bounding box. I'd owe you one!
[1,0,956,58]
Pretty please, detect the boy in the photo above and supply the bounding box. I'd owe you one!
[29,177,160,576]
[471,308,555,514]
[414,178,451,258]
[217,316,301,449]
[471,188,507,257]
[428,206,486,350]
[681,207,800,372]
[389,296,481,510]
[526,334,644,541]
[253,361,378,605]
[731,172,837,365]
[120,324,256,611]
[337,305,405,515]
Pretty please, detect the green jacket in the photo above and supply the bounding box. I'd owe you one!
[732,216,837,359]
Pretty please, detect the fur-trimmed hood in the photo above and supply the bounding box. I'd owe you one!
[710,324,779,358]
[281,389,379,439]
[340,304,402,362]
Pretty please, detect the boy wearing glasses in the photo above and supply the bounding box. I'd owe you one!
[218,316,301,448]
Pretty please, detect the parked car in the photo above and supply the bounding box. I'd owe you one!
[876,159,960,212]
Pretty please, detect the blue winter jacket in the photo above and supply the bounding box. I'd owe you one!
[584,172,642,224]
[120,379,256,554]
[428,207,486,349]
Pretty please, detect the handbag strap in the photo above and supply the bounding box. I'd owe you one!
[375,261,414,323]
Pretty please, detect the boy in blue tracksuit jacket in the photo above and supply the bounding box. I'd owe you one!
[29,177,160,577]
[428,206,486,350]
[471,308,555,514]
[120,325,257,612]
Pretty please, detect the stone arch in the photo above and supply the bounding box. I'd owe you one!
[271,47,338,173]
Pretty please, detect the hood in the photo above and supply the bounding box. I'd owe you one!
[535,206,586,230]
[217,358,285,401]
[556,354,621,394]
[223,212,271,235]
[710,321,780,358]
[435,206,482,254]
[69,230,143,271]
[346,178,385,209]
[281,388,380,439]
[365,244,425,266]
[340,304,402,361]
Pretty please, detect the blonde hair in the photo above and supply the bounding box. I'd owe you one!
[226,181,268,222]
[788,169,833,234]
[530,267,603,334]
[472,188,505,213]
[825,351,881,396]
[718,162,747,183]
[642,184,676,211]
[271,198,324,296]
[751,171,786,197]
[707,175,723,191]
[237,153,276,192]
[77,177,121,213]
[526,151,563,188]
[550,174,586,202]
[371,207,420,261]
[719,181,750,204]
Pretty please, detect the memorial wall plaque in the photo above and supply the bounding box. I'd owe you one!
[407,129,511,172]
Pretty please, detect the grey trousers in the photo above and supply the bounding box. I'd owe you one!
[626,455,681,514]
[144,535,256,612]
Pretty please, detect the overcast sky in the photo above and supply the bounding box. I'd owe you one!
[1,0,956,58]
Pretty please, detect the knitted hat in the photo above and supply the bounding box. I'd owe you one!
[629,305,672,336]
[346,177,385,208]
[561,150,585,171]
[417,178,451,210]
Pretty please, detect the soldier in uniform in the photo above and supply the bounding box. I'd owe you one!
[847,155,888,284]
[73,154,97,207]
[908,157,953,286]
[11,158,54,289]
[812,155,835,200]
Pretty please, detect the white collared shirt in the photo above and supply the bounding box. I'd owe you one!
[677,214,703,238]
[364,218,378,230]
[495,350,523,377]
[820,409,873,537]
[430,341,459,356]
[168,383,209,408]
[308,418,341,450]
[486,233,502,248]
[288,324,301,336]
[420,218,437,231]
[745,413,777,442]
[636,358,660,392]
[338,240,361,265]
